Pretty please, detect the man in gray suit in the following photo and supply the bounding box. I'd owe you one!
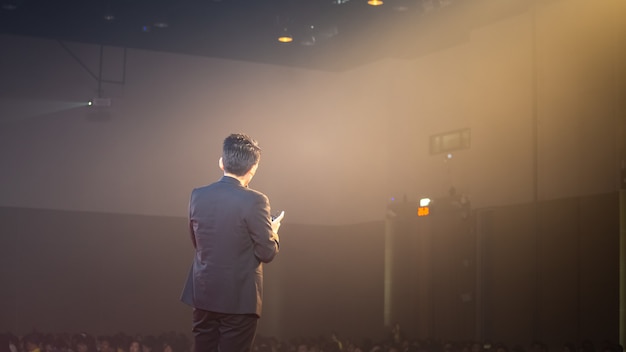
[181,133,284,352]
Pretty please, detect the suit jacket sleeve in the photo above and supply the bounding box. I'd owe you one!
[246,193,279,263]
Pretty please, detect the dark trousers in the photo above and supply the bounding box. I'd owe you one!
[192,308,259,352]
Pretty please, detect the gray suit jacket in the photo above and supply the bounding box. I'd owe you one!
[180,176,279,317]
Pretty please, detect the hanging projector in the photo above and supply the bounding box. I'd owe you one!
[88,97,112,107]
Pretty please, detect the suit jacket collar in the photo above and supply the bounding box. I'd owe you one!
[220,175,244,187]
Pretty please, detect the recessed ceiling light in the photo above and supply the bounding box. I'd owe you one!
[277,26,293,43]
[278,35,293,43]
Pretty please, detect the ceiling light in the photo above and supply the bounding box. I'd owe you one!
[152,13,170,29]
[102,0,114,21]
[367,0,383,6]
[277,27,293,43]
[274,15,294,43]
[278,35,293,43]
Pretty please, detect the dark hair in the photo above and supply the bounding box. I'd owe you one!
[222,133,261,176]
[73,333,96,352]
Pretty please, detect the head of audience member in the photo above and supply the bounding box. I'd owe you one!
[98,337,116,352]
[73,333,96,352]
[129,339,141,352]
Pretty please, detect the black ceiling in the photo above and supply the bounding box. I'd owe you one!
[0,0,534,71]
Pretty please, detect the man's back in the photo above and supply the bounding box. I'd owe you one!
[181,176,279,316]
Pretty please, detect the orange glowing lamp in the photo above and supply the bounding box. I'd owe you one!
[417,197,431,217]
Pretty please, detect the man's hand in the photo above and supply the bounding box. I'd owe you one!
[271,210,285,234]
